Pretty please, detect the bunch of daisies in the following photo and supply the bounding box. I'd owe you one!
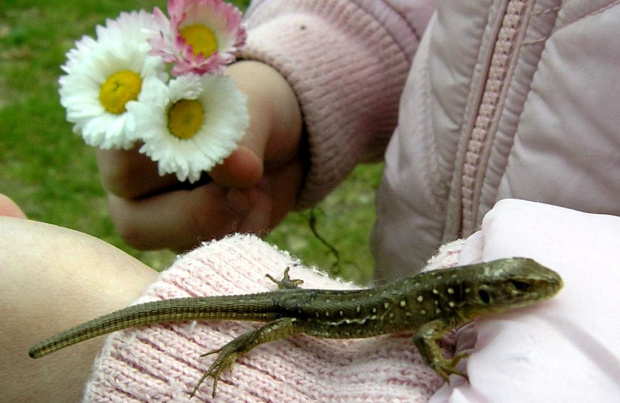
[59,0,249,183]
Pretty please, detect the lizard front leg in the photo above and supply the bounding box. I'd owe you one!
[193,317,302,397]
[266,267,304,290]
[413,319,468,382]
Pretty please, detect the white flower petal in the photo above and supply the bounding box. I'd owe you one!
[131,74,249,182]
[168,73,202,101]
[59,11,167,149]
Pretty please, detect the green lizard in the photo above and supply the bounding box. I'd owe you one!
[29,257,563,397]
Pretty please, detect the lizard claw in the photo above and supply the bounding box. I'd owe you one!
[432,352,469,383]
[191,345,241,398]
[191,318,300,397]
[266,267,304,290]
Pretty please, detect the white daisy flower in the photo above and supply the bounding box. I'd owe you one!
[59,10,167,149]
[127,74,249,182]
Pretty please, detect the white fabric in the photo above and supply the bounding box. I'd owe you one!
[431,199,620,402]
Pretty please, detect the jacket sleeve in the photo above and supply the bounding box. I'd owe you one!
[239,0,435,208]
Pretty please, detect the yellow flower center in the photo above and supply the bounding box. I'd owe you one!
[99,70,142,114]
[168,99,205,139]
[180,24,218,58]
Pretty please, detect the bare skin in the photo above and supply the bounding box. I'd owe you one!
[97,61,304,252]
[0,202,157,402]
[0,194,27,219]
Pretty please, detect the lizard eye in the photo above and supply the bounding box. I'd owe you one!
[478,288,491,304]
[509,280,531,292]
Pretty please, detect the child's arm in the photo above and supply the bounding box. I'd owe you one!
[0,216,157,402]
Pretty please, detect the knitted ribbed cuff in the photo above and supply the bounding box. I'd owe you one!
[83,235,463,401]
[240,0,422,209]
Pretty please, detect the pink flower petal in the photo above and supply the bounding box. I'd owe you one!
[147,0,246,76]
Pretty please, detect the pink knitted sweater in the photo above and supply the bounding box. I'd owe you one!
[238,0,435,210]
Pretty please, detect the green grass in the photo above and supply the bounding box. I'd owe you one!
[0,0,382,285]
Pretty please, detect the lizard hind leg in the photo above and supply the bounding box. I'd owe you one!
[191,317,302,398]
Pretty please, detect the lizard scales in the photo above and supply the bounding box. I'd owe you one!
[29,257,563,397]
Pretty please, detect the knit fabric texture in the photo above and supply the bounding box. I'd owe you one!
[82,235,463,402]
[238,1,433,209]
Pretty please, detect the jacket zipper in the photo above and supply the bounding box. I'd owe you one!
[458,0,532,236]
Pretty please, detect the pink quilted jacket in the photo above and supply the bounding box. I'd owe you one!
[241,0,620,280]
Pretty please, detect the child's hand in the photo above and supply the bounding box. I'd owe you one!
[96,61,303,252]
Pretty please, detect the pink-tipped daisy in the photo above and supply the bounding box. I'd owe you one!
[148,0,246,76]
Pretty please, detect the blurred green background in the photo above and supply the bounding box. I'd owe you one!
[0,0,382,284]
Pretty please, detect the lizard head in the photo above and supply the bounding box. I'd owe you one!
[456,258,564,319]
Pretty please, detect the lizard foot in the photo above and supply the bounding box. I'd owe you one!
[191,337,248,398]
[266,267,304,290]
[413,320,469,384]
[191,318,300,398]
[431,352,469,383]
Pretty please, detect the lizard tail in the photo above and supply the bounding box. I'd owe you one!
[29,294,281,358]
